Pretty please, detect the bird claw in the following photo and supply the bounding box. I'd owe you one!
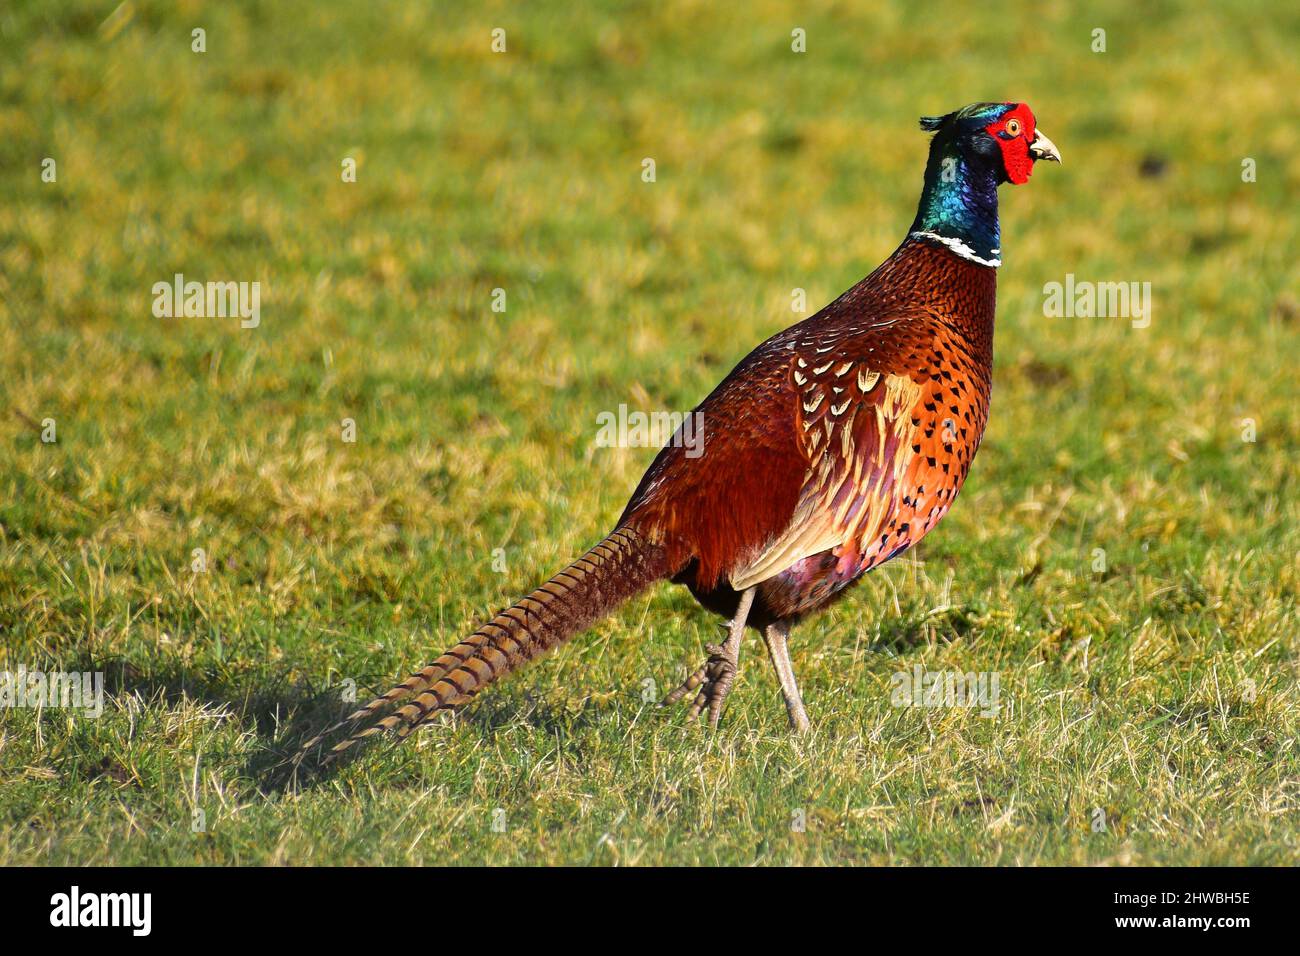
[662,642,738,728]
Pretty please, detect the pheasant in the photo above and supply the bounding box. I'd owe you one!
[299,101,1060,765]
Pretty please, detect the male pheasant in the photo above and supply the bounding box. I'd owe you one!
[300,101,1060,764]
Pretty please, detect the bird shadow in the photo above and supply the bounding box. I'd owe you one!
[44,653,386,792]
[861,602,984,655]
[58,653,616,796]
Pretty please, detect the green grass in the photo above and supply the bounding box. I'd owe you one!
[1,0,1297,865]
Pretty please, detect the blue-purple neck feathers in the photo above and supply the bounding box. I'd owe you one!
[909,149,1001,267]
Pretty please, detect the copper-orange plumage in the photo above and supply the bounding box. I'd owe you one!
[299,101,1061,763]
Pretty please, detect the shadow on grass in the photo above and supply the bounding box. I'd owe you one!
[61,653,615,796]
[59,653,364,792]
[263,684,619,792]
[865,603,984,655]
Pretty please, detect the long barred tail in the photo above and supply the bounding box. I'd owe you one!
[296,526,669,767]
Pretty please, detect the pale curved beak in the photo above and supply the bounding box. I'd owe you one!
[1030,129,1062,164]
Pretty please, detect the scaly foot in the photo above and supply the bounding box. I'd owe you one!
[663,640,739,727]
[662,585,756,728]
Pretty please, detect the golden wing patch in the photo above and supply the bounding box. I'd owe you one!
[731,355,922,590]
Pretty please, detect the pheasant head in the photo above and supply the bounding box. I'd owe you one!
[909,102,1061,267]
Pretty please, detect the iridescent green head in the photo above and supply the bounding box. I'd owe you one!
[909,102,1061,267]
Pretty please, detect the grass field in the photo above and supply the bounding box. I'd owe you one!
[1,0,1297,865]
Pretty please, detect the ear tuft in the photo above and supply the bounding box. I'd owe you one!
[919,113,953,133]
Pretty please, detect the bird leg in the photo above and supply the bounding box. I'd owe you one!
[664,585,756,728]
[763,620,810,734]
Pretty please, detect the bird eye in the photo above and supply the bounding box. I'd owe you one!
[1006,118,1022,136]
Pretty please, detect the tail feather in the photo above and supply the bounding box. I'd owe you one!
[297,526,669,767]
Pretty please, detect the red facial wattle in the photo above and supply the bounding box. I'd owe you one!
[985,103,1037,185]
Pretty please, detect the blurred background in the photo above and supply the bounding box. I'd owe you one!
[0,1,1296,864]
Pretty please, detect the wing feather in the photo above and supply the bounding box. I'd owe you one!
[731,355,923,589]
